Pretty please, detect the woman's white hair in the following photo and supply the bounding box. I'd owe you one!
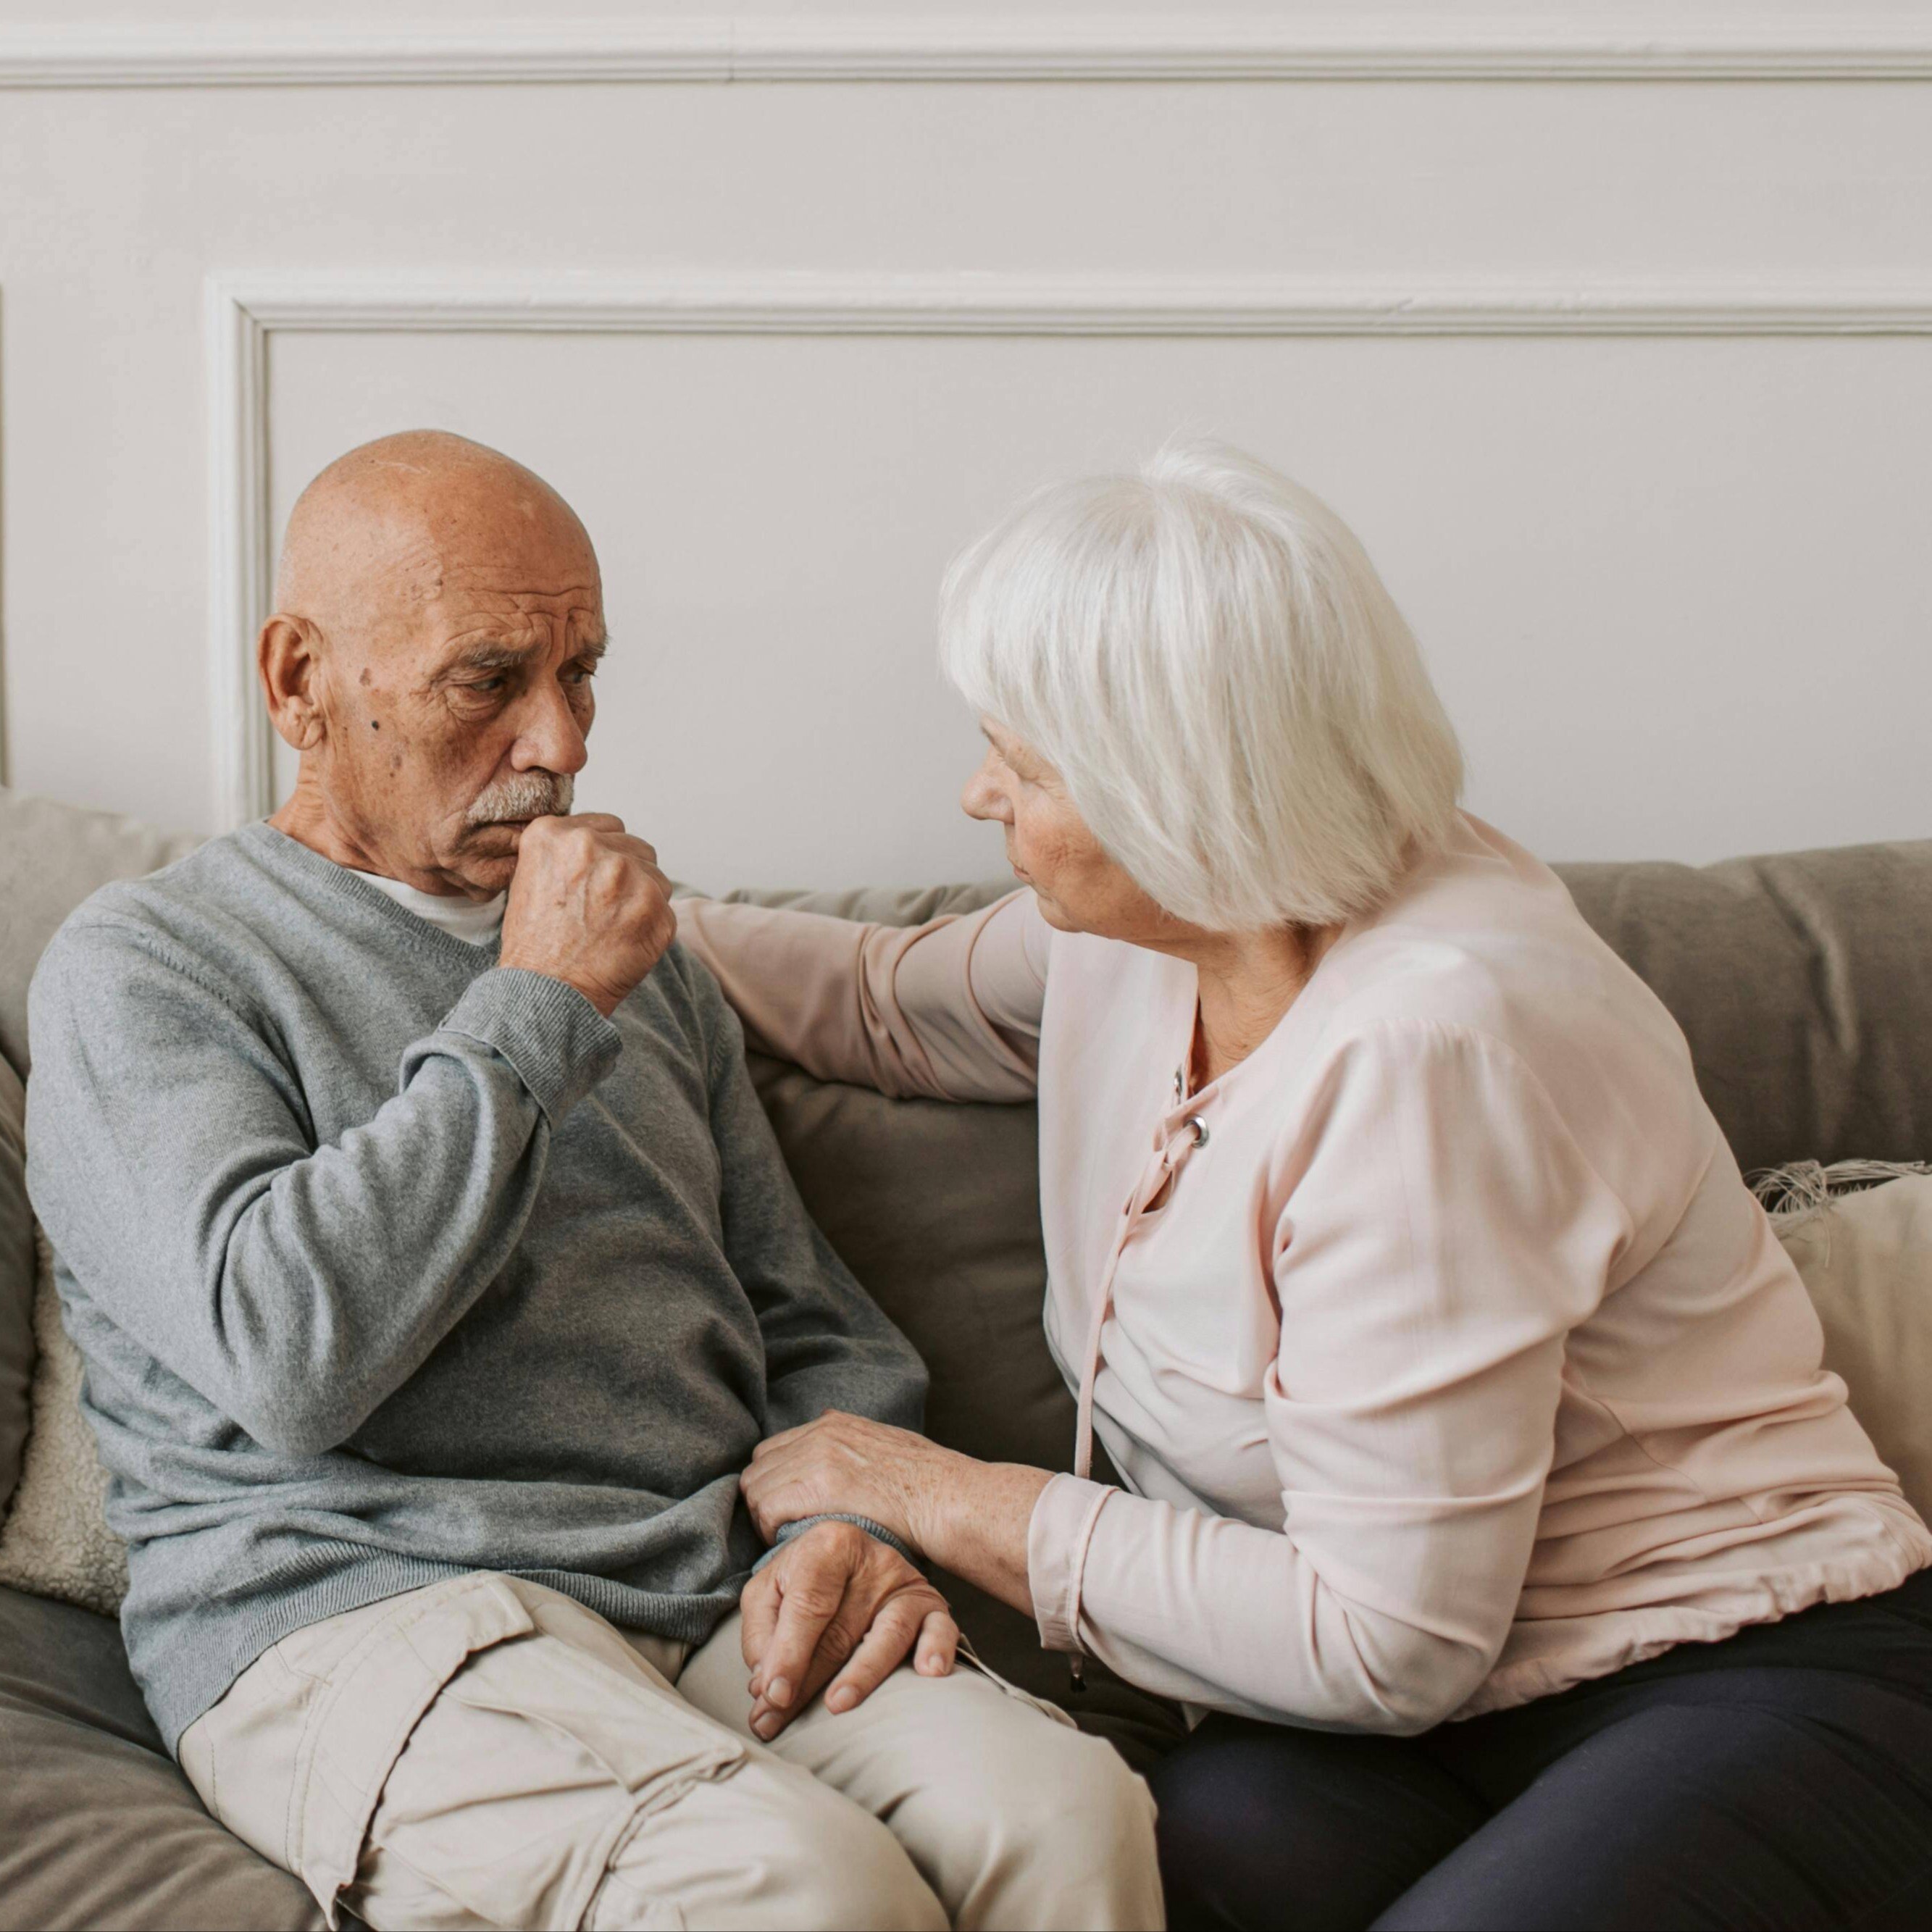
[938,440,1464,932]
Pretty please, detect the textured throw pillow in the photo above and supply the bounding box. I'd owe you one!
[1,1052,34,1513]
[1766,1163,1932,1520]
[0,1224,129,1615]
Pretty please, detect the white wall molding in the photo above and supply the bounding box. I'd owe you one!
[207,277,275,842]
[207,269,1932,829]
[16,13,1932,90]
[223,271,1932,340]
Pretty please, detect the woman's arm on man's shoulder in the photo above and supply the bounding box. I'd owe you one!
[674,888,1048,1101]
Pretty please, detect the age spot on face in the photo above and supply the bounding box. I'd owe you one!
[359,667,372,687]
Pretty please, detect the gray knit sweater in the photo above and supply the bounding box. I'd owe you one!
[24,822,926,1752]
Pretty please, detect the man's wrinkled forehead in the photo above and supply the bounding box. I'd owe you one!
[418,558,606,661]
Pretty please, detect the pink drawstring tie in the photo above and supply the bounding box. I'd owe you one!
[1066,1101,1209,1686]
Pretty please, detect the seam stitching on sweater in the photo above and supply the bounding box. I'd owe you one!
[54,917,275,1043]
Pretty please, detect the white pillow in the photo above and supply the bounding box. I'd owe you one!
[1768,1165,1932,1521]
[0,1224,129,1615]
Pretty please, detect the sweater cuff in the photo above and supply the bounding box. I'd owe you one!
[435,968,622,1125]
[1027,1473,1115,1655]
[750,1513,919,1574]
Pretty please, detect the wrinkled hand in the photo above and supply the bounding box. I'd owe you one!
[741,1411,945,1551]
[741,1521,957,1740]
[499,813,677,1017]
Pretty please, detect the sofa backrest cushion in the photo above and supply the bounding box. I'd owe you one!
[1561,840,1932,1176]
[714,883,1082,1467]
[752,1059,1071,1470]
[0,787,202,1082]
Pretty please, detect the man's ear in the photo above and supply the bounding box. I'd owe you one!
[259,614,328,752]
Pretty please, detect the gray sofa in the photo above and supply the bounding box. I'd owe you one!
[3,782,1931,1931]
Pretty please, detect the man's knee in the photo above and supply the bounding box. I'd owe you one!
[762,1797,950,1932]
[591,1762,947,1931]
[924,1697,1162,1928]
[998,1718,1161,1879]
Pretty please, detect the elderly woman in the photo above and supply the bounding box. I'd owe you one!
[677,444,1932,1930]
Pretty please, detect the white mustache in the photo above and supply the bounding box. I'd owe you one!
[466,771,574,827]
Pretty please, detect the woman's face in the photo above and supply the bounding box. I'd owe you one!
[961,719,1174,942]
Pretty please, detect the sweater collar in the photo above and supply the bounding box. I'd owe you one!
[237,821,507,968]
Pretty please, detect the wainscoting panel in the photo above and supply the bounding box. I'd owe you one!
[238,284,1932,883]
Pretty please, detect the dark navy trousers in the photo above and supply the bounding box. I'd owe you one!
[1149,1568,1932,1931]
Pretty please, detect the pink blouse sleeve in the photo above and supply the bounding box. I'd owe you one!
[674,889,1048,1103]
[1027,1020,1633,1731]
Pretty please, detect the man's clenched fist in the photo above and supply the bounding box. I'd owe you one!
[499,814,677,1016]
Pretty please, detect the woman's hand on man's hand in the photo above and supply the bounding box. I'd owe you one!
[740,1520,958,1739]
[742,1411,1054,1634]
[741,1410,948,1551]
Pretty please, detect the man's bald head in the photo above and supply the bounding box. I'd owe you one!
[262,431,608,898]
[275,430,595,635]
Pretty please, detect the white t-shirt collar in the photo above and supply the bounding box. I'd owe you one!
[351,868,506,948]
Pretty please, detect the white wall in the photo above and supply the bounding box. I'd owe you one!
[4,3,1931,890]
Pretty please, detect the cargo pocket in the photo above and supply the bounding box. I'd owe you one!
[288,1572,747,1932]
[286,1572,543,1929]
[421,1626,749,1929]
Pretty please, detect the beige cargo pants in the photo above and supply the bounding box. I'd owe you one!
[176,1571,1162,1931]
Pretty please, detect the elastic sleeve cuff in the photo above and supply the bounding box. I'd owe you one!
[750,1513,919,1574]
[1026,1473,1115,1655]
[430,968,622,1124]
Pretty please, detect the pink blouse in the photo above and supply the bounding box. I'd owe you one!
[676,815,1930,1730]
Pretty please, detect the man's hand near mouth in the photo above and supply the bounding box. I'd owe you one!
[498,812,678,1018]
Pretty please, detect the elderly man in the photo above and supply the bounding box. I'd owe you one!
[25,432,1158,1931]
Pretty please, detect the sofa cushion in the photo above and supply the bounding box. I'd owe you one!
[0,1056,31,1515]
[0,1226,128,1616]
[747,1061,1066,1473]
[716,884,1062,1464]
[0,786,201,1081]
[1560,840,1932,1176]
[1774,1170,1932,1518]
[0,1583,324,1931]
[0,786,203,1538]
